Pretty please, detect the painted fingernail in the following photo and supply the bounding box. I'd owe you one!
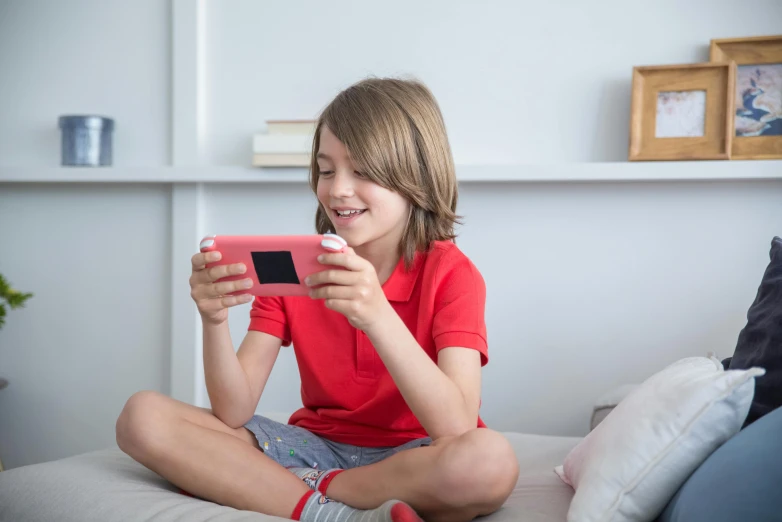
[317,255,324,262]
[304,277,311,285]
[242,279,252,288]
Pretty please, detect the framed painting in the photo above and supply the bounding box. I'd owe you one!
[630,63,735,161]
[711,35,782,159]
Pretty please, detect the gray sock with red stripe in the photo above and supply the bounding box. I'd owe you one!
[291,490,423,522]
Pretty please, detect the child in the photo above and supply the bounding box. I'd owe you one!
[116,77,519,522]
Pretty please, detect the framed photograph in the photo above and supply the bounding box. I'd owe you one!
[710,35,782,159]
[629,63,735,161]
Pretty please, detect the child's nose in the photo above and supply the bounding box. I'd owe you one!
[329,171,355,198]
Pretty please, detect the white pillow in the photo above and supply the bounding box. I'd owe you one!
[555,356,764,522]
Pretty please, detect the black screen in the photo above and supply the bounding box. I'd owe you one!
[250,251,300,285]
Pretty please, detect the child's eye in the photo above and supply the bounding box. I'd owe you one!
[354,171,366,178]
[319,170,334,176]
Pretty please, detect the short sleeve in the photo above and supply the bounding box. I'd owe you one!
[432,252,489,366]
[249,296,291,347]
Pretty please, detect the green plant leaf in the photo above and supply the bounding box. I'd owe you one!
[6,291,33,309]
[0,273,33,329]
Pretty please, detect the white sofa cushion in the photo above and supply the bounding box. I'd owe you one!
[555,356,764,522]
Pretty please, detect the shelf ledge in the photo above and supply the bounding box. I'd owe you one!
[0,162,779,184]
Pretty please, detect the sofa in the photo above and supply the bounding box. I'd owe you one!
[1,372,779,522]
[0,414,589,522]
[2,367,777,522]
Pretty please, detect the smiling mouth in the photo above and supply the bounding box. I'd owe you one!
[332,208,367,225]
[334,209,367,217]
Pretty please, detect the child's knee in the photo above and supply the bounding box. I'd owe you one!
[116,390,167,453]
[433,429,518,509]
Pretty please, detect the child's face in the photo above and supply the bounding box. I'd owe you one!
[316,126,410,252]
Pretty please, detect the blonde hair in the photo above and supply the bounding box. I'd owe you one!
[309,77,461,270]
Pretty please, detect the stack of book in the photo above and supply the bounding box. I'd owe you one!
[252,120,316,167]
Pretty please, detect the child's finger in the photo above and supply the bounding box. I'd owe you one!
[209,278,254,298]
[220,293,254,308]
[191,250,220,271]
[305,269,355,287]
[309,284,355,301]
[323,298,353,314]
[195,262,246,285]
[195,292,253,315]
[317,252,366,271]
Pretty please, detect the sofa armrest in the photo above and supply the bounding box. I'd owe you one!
[590,384,639,431]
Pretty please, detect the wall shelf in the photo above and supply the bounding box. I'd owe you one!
[0,166,309,184]
[0,161,779,184]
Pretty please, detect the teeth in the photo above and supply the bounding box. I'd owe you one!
[336,209,364,216]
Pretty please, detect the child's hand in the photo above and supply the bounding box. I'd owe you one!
[190,250,254,326]
[305,247,391,332]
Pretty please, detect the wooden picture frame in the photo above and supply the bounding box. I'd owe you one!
[629,63,735,161]
[710,35,782,160]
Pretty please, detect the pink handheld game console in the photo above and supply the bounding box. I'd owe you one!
[199,233,348,297]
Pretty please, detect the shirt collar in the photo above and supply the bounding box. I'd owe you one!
[382,250,424,302]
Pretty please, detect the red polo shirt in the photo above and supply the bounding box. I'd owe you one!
[248,240,488,447]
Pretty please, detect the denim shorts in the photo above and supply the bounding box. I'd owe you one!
[243,415,432,470]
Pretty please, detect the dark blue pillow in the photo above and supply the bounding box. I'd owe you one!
[658,405,782,522]
[728,236,782,426]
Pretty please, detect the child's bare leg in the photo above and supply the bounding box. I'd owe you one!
[325,429,519,522]
[115,390,309,518]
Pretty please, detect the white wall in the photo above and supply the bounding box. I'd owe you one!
[0,0,780,469]
[202,0,782,165]
[0,183,172,467]
[462,180,780,434]
[0,0,172,468]
[0,0,170,166]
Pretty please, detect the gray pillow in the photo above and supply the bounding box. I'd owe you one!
[658,404,782,522]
